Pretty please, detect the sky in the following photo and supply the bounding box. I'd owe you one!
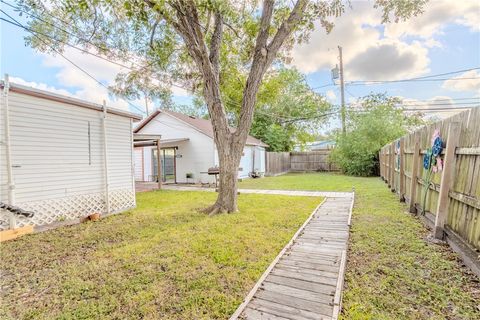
[1,0,479,130]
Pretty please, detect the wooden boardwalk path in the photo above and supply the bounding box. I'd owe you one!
[230,195,354,320]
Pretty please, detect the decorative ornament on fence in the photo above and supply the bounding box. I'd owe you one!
[395,140,401,170]
[421,129,444,214]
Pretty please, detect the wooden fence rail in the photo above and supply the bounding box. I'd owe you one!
[265,152,290,176]
[379,108,480,276]
[266,150,338,176]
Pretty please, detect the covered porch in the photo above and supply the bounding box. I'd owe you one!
[133,134,189,190]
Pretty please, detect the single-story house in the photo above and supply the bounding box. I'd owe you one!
[133,109,268,184]
[295,140,336,151]
[0,78,142,231]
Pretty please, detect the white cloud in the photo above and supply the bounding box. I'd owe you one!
[9,76,74,97]
[171,85,190,96]
[442,70,480,93]
[292,3,381,74]
[291,0,479,80]
[37,48,191,111]
[346,40,430,80]
[399,95,467,119]
[325,89,336,101]
[291,2,430,80]
[384,0,480,39]
[37,49,134,111]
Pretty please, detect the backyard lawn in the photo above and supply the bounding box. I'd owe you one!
[1,173,479,320]
[0,191,320,320]
[241,173,480,319]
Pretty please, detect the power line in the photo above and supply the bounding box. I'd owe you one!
[310,67,480,90]
[398,101,480,107]
[3,4,476,127]
[0,11,149,116]
[346,77,479,86]
[402,97,479,102]
[0,12,318,128]
[3,2,297,114]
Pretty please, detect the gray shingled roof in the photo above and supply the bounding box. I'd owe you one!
[134,109,268,147]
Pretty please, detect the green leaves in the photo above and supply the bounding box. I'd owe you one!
[249,68,331,151]
[330,93,423,176]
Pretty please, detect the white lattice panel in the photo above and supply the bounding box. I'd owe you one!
[0,189,135,231]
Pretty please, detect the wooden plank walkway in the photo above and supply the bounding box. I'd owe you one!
[230,195,354,320]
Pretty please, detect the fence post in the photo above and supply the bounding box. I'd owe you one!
[408,134,420,213]
[386,148,390,186]
[434,122,461,239]
[390,143,395,192]
[399,138,405,201]
[265,151,268,174]
[381,148,384,179]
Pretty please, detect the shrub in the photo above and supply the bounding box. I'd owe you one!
[330,94,423,176]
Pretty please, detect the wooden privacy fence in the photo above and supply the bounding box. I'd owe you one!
[379,108,480,273]
[265,152,290,176]
[266,150,338,176]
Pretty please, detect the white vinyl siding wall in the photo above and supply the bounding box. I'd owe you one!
[135,111,267,183]
[139,113,216,184]
[254,146,266,173]
[0,91,136,230]
[134,148,144,181]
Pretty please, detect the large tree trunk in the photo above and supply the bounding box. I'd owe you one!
[213,144,243,214]
[160,0,308,214]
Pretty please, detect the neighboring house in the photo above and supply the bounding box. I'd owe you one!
[295,140,336,151]
[133,109,268,184]
[0,80,142,231]
[310,140,336,150]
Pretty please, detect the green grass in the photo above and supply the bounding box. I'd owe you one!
[0,191,320,320]
[239,172,361,192]
[240,172,480,319]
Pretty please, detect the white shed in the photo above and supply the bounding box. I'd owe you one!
[133,109,268,184]
[0,79,142,231]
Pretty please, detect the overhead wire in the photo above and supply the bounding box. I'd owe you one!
[2,2,479,127]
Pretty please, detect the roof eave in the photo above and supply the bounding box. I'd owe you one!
[2,82,143,120]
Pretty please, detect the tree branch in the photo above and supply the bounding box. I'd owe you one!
[267,0,308,58]
[235,0,309,145]
[209,12,223,80]
[149,17,161,50]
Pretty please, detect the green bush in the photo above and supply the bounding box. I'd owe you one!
[330,94,423,176]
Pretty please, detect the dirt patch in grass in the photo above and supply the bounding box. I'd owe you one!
[0,191,320,320]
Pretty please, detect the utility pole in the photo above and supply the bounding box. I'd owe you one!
[144,92,149,116]
[338,46,346,135]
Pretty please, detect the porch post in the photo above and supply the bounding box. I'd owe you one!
[157,139,162,190]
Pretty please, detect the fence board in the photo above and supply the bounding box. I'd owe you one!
[266,150,338,176]
[379,108,480,253]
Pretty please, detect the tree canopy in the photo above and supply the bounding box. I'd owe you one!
[330,93,424,176]
[16,0,427,212]
[250,68,331,151]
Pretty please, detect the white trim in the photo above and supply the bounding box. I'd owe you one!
[3,81,142,120]
[129,119,136,206]
[161,111,214,139]
[148,111,265,146]
[3,74,16,228]
[102,101,110,214]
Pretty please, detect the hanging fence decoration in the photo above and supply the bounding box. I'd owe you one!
[395,140,401,170]
[421,129,444,214]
